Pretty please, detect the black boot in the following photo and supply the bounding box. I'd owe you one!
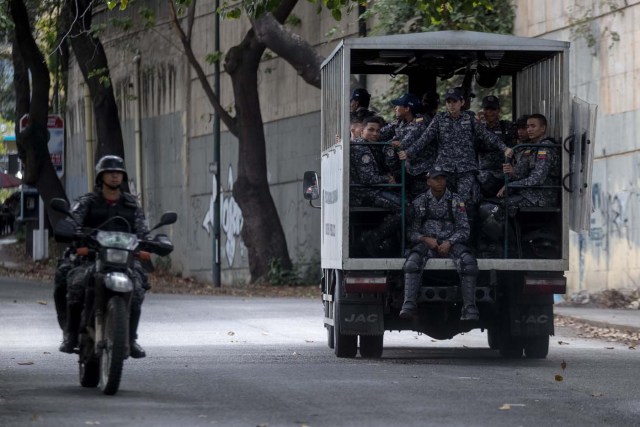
[59,304,82,353]
[399,274,421,319]
[129,309,146,359]
[460,275,479,321]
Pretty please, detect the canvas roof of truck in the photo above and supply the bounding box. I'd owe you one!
[325,30,569,76]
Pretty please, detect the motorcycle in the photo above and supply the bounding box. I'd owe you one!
[50,198,177,395]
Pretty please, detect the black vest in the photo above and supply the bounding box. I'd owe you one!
[83,192,139,233]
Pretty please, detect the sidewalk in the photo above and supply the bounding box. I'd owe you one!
[0,235,25,270]
[555,306,640,333]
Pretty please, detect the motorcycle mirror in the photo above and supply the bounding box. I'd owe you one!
[159,212,177,226]
[53,219,76,242]
[149,212,178,232]
[50,198,71,215]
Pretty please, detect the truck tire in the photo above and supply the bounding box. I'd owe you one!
[524,335,549,359]
[487,328,500,350]
[499,334,524,358]
[334,273,357,358]
[359,334,383,358]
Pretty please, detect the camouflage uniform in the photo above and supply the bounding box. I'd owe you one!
[350,139,402,257]
[401,188,479,319]
[413,111,508,205]
[477,137,561,255]
[477,119,515,197]
[350,138,400,210]
[506,137,561,207]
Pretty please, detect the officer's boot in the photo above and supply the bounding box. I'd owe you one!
[59,304,82,353]
[53,285,67,331]
[399,274,421,319]
[129,309,146,359]
[460,275,480,321]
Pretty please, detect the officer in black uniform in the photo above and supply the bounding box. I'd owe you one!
[350,88,375,120]
[400,167,480,321]
[57,155,150,358]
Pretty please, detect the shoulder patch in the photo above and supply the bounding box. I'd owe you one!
[457,201,466,212]
[361,154,371,164]
[537,150,548,160]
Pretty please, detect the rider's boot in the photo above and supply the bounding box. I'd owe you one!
[59,304,82,353]
[129,309,146,359]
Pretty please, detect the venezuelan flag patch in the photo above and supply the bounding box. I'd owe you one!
[537,150,548,160]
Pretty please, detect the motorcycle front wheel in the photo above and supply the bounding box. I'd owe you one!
[79,335,99,388]
[99,296,128,395]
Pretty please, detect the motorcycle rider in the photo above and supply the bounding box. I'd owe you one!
[57,155,150,358]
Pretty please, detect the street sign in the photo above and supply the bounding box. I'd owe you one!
[19,114,65,178]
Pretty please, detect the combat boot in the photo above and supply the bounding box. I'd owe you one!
[399,274,421,319]
[59,304,82,353]
[460,275,479,321]
[129,309,146,359]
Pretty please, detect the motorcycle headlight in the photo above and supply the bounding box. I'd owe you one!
[105,248,129,264]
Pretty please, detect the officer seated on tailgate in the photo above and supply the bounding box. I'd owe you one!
[477,113,561,258]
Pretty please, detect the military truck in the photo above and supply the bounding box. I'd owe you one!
[303,31,595,359]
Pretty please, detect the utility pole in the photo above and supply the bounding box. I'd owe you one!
[212,0,221,287]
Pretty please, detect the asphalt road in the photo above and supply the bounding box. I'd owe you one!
[1,277,639,427]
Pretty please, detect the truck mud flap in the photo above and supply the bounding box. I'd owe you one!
[509,304,554,336]
[337,303,384,336]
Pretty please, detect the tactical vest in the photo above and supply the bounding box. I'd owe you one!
[82,192,139,233]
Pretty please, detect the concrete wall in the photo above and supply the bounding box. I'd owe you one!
[514,0,640,294]
[64,1,354,284]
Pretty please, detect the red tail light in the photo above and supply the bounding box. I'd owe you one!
[523,276,566,295]
[344,276,387,293]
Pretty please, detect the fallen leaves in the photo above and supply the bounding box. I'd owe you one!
[17,361,34,366]
[554,375,564,382]
[555,315,640,348]
[560,360,567,370]
[37,300,47,305]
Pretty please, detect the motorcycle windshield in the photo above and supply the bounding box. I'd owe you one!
[95,231,138,250]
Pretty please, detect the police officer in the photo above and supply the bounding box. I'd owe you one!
[477,95,515,198]
[350,88,375,120]
[379,93,433,194]
[400,167,480,321]
[478,114,561,249]
[350,116,401,256]
[409,87,513,233]
[57,155,150,358]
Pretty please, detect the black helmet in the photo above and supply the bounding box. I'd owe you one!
[95,155,128,186]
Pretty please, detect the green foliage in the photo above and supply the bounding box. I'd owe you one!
[264,253,320,286]
[106,0,129,10]
[205,51,225,65]
[87,67,111,88]
[364,0,515,35]
[138,7,156,29]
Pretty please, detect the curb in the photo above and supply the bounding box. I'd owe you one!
[556,314,640,335]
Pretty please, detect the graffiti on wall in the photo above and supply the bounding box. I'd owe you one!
[589,182,637,251]
[202,164,244,267]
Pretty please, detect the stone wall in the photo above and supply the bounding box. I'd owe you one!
[514,0,640,293]
[64,1,357,283]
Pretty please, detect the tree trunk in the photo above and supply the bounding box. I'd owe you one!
[9,0,67,227]
[224,31,293,281]
[64,0,125,163]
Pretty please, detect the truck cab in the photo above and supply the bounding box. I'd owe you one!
[304,31,595,359]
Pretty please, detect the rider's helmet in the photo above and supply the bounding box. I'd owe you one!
[95,155,128,186]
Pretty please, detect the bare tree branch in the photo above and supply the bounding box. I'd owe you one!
[168,0,237,135]
[251,12,322,89]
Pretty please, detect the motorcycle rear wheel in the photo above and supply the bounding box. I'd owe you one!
[99,296,128,395]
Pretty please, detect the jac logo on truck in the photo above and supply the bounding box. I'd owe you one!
[344,314,378,323]
[515,314,549,325]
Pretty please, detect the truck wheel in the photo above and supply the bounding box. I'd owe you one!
[487,328,500,350]
[499,334,523,358]
[334,273,357,358]
[524,335,549,359]
[359,334,383,358]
